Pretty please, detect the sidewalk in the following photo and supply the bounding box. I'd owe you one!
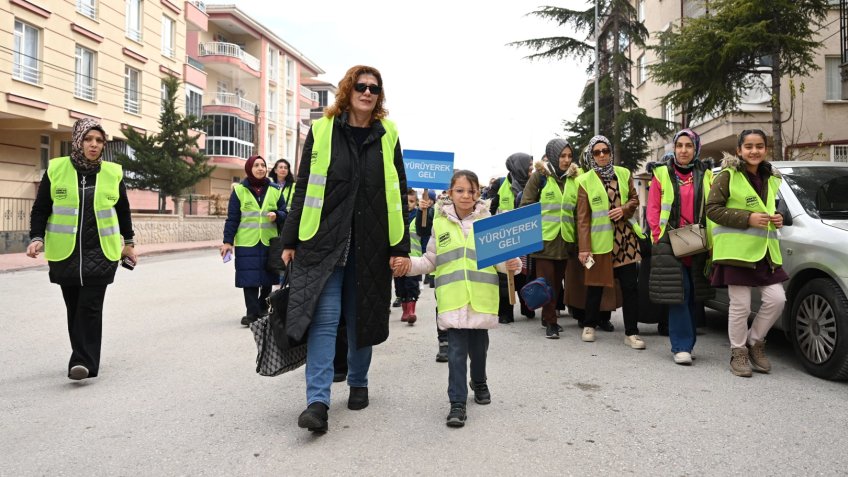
[0,239,220,273]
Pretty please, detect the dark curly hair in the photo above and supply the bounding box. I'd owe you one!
[325,65,388,122]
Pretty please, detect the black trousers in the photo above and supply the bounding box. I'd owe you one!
[243,286,271,317]
[585,263,640,335]
[60,284,108,377]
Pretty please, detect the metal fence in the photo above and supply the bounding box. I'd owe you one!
[1,197,34,232]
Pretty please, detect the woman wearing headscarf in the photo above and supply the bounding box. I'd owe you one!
[280,65,410,433]
[26,118,137,381]
[520,139,582,338]
[490,152,535,323]
[646,129,715,365]
[576,135,646,349]
[220,155,286,326]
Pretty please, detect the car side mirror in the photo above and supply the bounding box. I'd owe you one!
[777,197,793,226]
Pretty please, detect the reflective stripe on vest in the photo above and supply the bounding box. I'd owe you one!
[283,183,295,212]
[652,165,714,245]
[576,166,645,254]
[45,157,122,262]
[497,177,515,213]
[540,173,580,242]
[711,169,782,265]
[233,184,281,247]
[299,116,403,245]
[409,221,422,257]
[433,216,498,314]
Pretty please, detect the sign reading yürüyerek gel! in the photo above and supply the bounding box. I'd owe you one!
[472,203,543,269]
[402,149,454,189]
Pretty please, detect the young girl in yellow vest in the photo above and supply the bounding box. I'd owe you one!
[706,129,788,377]
[399,170,521,427]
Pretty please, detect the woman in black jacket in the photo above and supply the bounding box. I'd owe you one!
[27,118,136,381]
[281,65,410,433]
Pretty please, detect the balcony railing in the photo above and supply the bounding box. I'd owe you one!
[76,0,96,19]
[299,85,318,102]
[209,92,256,114]
[13,61,40,85]
[190,0,206,12]
[198,42,260,71]
[1,197,34,232]
[124,96,140,115]
[75,81,96,102]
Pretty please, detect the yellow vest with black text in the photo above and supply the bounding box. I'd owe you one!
[45,157,122,262]
[540,172,582,243]
[233,184,281,247]
[711,169,782,265]
[299,116,403,245]
[576,166,645,254]
[497,177,515,213]
[652,165,715,246]
[433,216,498,314]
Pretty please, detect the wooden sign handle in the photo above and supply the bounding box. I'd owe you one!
[507,269,516,305]
[421,209,427,227]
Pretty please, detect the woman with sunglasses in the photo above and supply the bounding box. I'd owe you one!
[280,65,410,433]
[576,135,647,349]
[646,129,715,365]
[706,129,787,377]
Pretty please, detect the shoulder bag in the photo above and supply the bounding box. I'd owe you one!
[667,192,708,258]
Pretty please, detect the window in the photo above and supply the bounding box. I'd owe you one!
[662,101,676,126]
[286,58,296,89]
[267,131,277,161]
[826,56,845,101]
[637,0,646,22]
[75,46,96,101]
[203,114,256,159]
[637,54,647,85]
[267,47,279,82]
[77,0,97,19]
[316,90,328,107]
[267,91,277,121]
[13,20,40,84]
[126,0,142,42]
[60,141,73,157]
[286,97,295,128]
[124,66,141,114]
[160,80,168,113]
[40,135,51,171]
[103,140,134,163]
[161,15,175,57]
[833,145,848,163]
[186,85,203,119]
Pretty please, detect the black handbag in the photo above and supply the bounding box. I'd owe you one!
[266,236,286,274]
[249,262,307,376]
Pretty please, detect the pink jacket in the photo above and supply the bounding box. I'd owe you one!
[647,167,696,266]
[408,197,508,330]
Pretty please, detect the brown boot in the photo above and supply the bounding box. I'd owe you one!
[747,340,771,373]
[407,300,417,325]
[730,347,753,377]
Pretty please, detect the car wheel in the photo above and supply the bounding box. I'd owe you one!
[789,278,848,380]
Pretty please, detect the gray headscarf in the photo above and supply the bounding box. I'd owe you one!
[545,138,573,178]
[70,118,107,174]
[584,135,615,181]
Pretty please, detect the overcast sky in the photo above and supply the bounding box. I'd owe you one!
[230,0,591,181]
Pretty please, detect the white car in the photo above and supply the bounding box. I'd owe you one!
[705,161,848,380]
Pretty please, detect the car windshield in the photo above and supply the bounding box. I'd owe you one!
[781,167,848,219]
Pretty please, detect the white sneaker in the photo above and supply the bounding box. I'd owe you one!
[673,352,693,365]
[581,327,595,342]
[69,365,89,380]
[624,335,646,350]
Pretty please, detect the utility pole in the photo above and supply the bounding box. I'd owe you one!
[253,104,260,152]
[594,0,599,137]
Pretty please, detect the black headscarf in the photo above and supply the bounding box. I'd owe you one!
[505,152,533,196]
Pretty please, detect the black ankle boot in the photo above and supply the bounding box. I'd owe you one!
[348,386,369,410]
[298,402,328,432]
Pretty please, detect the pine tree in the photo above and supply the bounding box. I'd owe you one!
[116,76,213,212]
[650,0,831,161]
[509,0,670,169]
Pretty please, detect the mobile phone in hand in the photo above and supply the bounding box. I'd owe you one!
[223,250,233,263]
[121,256,136,270]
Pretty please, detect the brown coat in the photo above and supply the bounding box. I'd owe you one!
[576,170,640,288]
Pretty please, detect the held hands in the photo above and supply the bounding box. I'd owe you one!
[748,212,772,229]
[390,256,411,277]
[26,241,44,258]
[505,258,522,272]
[608,207,624,222]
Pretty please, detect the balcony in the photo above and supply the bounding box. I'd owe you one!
[198,42,260,72]
[206,92,256,115]
[300,85,318,102]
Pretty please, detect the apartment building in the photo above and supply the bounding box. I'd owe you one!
[191,4,323,198]
[631,0,848,163]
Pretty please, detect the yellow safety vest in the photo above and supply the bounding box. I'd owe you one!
[540,172,581,243]
[433,216,499,314]
[233,184,281,247]
[299,116,403,245]
[497,177,515,213]
[711,169,782,265]
[45,157,122,262]
[576,166,645,254]
[652,165,715,245]
[283,183,295,212]
[409,221,422,257]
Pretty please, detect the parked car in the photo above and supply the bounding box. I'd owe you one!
[705,161,848,380]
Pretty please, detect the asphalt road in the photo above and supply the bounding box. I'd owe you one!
[1,250,846,475]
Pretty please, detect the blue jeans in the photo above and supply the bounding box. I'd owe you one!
[305,259,372,407]
[447,329,489,403]
[668,265,697,353]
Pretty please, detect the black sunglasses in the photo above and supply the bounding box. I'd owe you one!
[591,148,611,157]
[353,83,382,95]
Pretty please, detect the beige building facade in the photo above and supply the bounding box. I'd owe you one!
[631,0,848,164]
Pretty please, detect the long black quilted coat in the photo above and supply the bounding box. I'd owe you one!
[280,113,410,347]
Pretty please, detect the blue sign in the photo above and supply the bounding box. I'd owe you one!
[472,203,543,269]
[402,149,454,189]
